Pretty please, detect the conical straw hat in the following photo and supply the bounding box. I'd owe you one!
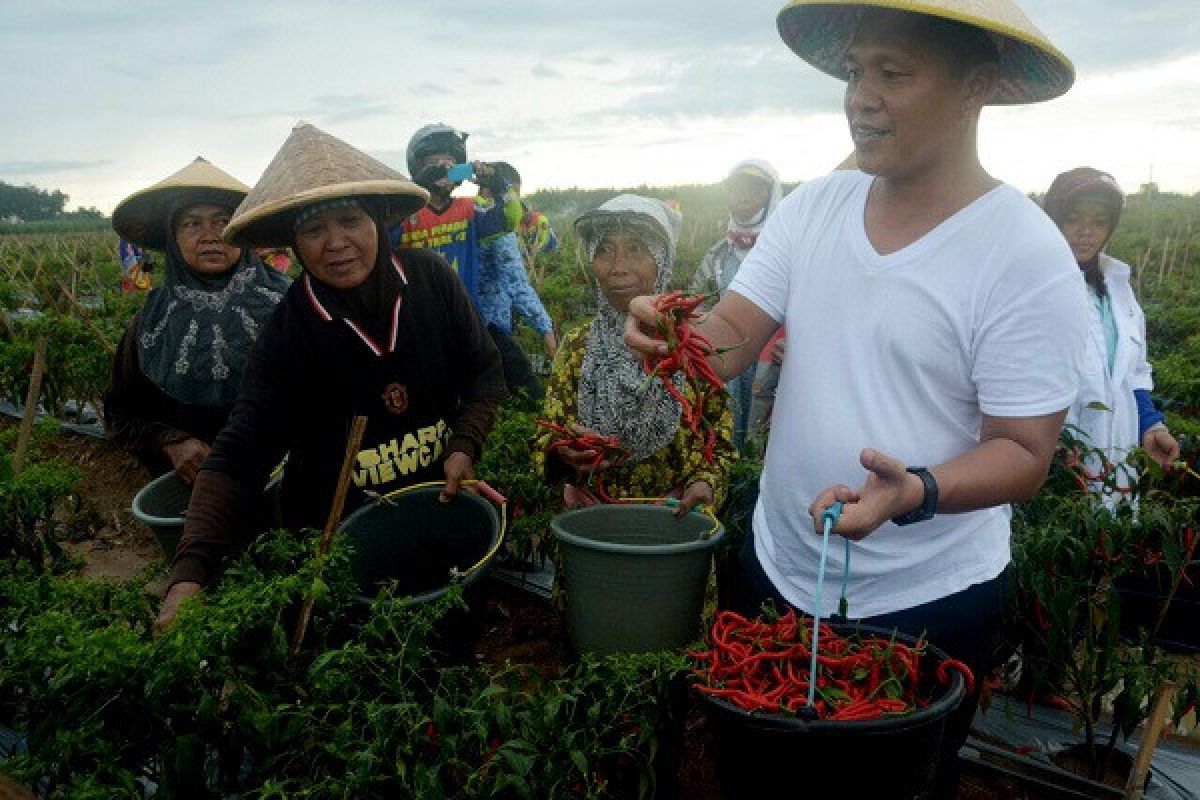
[112,157,249,251]
[776,0,1074,104]
[224,122,429,248]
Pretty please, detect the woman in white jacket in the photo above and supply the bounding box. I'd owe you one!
[1044,167,1180,495]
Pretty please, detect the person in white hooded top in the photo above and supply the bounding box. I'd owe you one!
[691,160,783,450]
[1043,167,1180,497]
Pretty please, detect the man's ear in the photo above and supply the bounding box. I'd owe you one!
[963,61,999,115]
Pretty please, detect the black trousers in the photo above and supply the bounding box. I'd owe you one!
[488,327,543,405]
[725,532,1007,799]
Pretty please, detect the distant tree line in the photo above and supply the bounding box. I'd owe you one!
[0,180,105,224]
[0,180,107,234]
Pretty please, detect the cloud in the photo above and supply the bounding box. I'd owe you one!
[310,94,395,123]
[581,48,843,122]
[1167,115,1200,131]
[0,159,112,176]
[532,61,561,79]
[1031,0,1200,71]
[411,82,451,96]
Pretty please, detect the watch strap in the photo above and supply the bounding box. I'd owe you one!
[891,466,938,526]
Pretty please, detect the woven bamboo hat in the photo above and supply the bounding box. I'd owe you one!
[224,122,429,248]
[112,157,249,251]
[776,0,1074,104]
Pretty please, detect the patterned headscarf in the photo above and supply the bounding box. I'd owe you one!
[136,203,291,407]
[574,195,685,463]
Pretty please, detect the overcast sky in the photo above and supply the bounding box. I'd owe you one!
[1,1,1197,213]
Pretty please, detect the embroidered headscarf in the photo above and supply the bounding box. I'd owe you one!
[725,159,782,258]
[574,195,685,463]
[136,202,291,407]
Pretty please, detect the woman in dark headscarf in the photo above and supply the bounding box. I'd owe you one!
[105,158,290,482]
[532,194,735,513]
[155,123,506,629]
[1044,167,1180,498]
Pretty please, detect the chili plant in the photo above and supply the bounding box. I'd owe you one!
[1008,431,1200,782]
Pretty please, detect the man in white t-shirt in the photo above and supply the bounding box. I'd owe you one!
[626,2,1087,797]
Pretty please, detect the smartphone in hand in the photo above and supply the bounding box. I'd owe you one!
[446,163,474,183]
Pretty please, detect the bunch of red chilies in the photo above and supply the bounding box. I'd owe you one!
[1062,446,1132,495]
[642,291,728,464]
[537,419,628,502]
[690,609,974,721]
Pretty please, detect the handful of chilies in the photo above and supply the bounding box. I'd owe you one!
[690,609,974,721]
[537,419,628,503]
[641,291,737,464]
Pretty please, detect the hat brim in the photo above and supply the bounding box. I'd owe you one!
[112,186,247,251]
[222,180,430,248]
[776,1,1074,104]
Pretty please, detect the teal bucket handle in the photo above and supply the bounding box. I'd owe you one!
[807,500,850,710]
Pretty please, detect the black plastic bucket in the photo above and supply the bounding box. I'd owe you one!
[338,481,504,604]
[700,624,965,799]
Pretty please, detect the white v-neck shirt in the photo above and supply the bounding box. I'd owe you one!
[729,170,1089,618]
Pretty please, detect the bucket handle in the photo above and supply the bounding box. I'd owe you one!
[365,479,507,582]
[465,479,507,509]
[614,496,721,540]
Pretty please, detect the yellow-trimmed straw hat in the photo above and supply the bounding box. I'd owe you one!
[776,0,1074,104]
[224,121,429,248]
[112,157,249,251]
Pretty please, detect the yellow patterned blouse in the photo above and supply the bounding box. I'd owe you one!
[532,323,736,509]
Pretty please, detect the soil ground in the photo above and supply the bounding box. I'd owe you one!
[18,424,1199,799]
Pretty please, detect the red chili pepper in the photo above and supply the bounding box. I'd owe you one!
[937,658,976,695]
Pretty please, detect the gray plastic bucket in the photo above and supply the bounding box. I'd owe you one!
[551,504,724,655]
[132,468,286,558]
[131,471,190,556]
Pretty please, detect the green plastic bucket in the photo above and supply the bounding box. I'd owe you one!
[132,463,288,558]
[338,481,505,605]
[551,504,724,655]
[131,471,190,556]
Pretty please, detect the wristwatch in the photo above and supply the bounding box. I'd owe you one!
[891,467,938,526]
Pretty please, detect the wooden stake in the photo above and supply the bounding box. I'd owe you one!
[1157,236,1170,285]
[289,414,368,658]
[53,275,115,355]
[13,335,49,474]
[1123,682,1176,800]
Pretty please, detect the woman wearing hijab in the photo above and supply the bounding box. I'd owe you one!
[105,158,290,482]
[155,123,506,629]
[1044,167,1180,495]
[691,160,783,450]
[533,194,736,514]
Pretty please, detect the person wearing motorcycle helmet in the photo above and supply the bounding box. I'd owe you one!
[392,123,522,305]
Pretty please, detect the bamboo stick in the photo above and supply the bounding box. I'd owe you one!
[53,275,115,355]
[1157,236,1170,285]
[289,414,368,657]
[1123,683,1176,800]
[13,335,49,474]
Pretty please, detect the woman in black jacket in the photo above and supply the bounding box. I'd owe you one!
[156,122,506,628]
